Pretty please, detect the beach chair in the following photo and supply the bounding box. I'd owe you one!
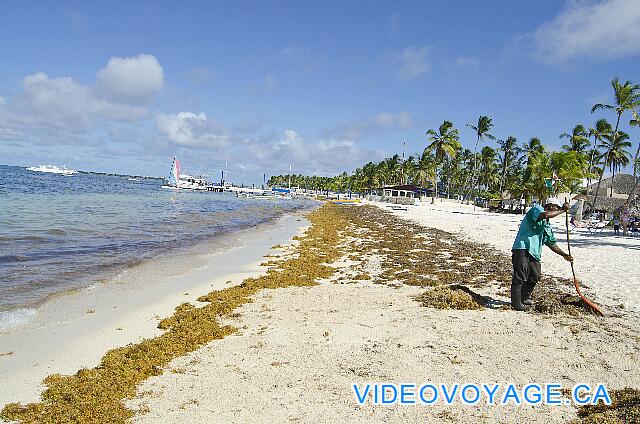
[387,205,408,211]
[568,219,588,233]
[587,221,608,234]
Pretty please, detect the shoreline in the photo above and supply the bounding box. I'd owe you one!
[0,200,315,327]
[3,203,638,423]
[126,203,639,423]
[0,211,311,407]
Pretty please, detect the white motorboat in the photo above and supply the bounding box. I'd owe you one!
[26,165,76,175]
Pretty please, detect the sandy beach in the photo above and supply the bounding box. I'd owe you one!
[122,202,640,424]
[384,199,640,318]
[2,202,639,423]
[0,212,310,408]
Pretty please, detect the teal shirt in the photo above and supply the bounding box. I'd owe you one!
[512,204,557,261]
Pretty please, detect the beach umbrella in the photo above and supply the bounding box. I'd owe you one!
[572,193,590,201]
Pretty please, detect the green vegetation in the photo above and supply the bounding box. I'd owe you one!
[269,78,640,209]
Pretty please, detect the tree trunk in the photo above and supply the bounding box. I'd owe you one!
[467,135,480,206]
[591,113,622,211]
[459,170,470,203]
[611,167,615,197]
[432,172,437,204]
[586,136,598,194]
[499,152,508,198]
[627,141,640,205]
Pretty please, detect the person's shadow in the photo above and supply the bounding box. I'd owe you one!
[449,284,510,309]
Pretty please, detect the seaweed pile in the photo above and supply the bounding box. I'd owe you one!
[414,285,485,310]
[0,203,604,423]
[572,388,640,423]
[1,205,347,423]
[334,205,592,315]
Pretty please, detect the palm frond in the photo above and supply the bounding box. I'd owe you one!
[591,103,613,113]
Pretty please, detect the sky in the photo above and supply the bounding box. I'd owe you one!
[1,0,639,184]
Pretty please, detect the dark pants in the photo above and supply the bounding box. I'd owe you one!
[511,249,541,305]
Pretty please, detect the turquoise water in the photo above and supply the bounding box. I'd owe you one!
[0,165,311,322]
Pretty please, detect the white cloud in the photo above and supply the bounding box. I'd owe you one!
[386,46,430,80]
[97,54,164,101]
[243,130,384,176]
[0,56,162,146]
[0,127,21,141]
[156,111,228,149]
[0,72,147,137]
[531,0,640,63]
[325,111,412,141]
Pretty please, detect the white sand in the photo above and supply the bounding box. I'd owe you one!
[126,202,640,423]
[381,199,640,318]
[0,213,308,408]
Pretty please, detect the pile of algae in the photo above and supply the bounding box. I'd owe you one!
[1,204,346,424]
[572,388,640,423]
[334,205,596,315]
[414,285,485,310]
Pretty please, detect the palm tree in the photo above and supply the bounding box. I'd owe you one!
[590,78,640,210]
[548,151,589,195]
[497,136,517,196]
[523,149,554,201]
[415,151,436,199]
[442,144,463,198]
[587,119,612,193]
[523,137,544,164]
[560,124,590,152]
[361,162,378,190]
[401,155,417,186]
[599,131,632,197]
[465,115,496,203]
[478,146,499,194]
[457,148,474,196]
[521,137,545,185]
[426,121,461,203]
[383,154,403,185]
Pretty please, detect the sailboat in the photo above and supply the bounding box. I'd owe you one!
[162,157,219,191]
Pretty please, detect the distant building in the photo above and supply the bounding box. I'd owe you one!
[365,184,429,205]
[586,174,637,212]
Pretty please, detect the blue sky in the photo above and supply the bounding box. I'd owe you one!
[1,0,639,183]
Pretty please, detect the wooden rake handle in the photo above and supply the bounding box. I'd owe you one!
[564,198,604,317]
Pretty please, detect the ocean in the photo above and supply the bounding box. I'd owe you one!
[0,165,311,328]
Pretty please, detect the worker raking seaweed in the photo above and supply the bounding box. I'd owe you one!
[511,198,573,311]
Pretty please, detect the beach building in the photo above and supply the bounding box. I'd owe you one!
[365,184,426,205]
[586,174,637,213]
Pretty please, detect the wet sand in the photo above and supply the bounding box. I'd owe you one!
[124,203,640,423]
[4,203,639,423]
[0,213,309,407]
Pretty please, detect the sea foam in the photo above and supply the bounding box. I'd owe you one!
[0,308,36,331]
